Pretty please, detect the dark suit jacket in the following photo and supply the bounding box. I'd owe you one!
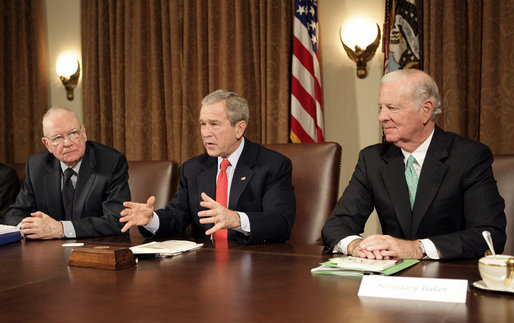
[5,141,131,237]
[142,139,296,244]
[322,126,506,260]
[0,163,20,223]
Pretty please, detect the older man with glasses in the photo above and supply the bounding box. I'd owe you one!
[5,107,130,239]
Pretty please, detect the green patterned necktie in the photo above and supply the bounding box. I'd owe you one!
[405,154,419,210]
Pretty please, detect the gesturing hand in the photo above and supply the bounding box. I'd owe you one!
[198,192,241,236]
[120,196,155,232]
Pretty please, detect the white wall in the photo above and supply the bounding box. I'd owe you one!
[43,0,385,235]
[319,0,384,235]
[43,0,83,122]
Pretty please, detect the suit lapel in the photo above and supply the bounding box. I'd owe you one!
[229,140,256,209]
[411,127,450,238]
[195,140,256,236]
[380,144,412,238]
[197,140,257,209]
[230,163,254,209]
[197,157,217,202]
[44,159,64,220]
[74,144,96,220]
[195,156,216,233]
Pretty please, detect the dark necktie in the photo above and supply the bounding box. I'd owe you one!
[213,159,230,246]
[62,168,76,220]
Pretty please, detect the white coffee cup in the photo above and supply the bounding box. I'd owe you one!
[478,254,514,291]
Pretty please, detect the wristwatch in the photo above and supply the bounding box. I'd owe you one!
[418,240,426,258]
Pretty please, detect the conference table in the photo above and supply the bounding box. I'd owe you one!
[1,234,512,322]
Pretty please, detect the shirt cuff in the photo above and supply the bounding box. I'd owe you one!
[231,212,250,236]
[143,212,160,234]
[420,238,440,259]
[61,221,76,238]
[333,235,362,254]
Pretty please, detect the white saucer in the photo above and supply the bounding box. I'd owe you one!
[472,280,514,294]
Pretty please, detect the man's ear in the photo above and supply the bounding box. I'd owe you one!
[41,137,53,153]
[82,125,87,142]
[235,120,247,139]
[421,99,434,124]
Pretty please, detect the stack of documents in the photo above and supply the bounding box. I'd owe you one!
[0,224,22,246]
[130,240,203,257]
[311,256,419,277]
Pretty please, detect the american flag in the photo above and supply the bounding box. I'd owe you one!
[290,0,324,143]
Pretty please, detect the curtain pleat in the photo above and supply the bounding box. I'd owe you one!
[423,0,514,154]
[479,1,514,154]
[82,0,293,163]
[0,0,47,163]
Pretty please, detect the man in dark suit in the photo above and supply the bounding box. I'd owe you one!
[322,69,506,260]
[0,163,20,223]
[5,107,130,239]
[120,90,295,244]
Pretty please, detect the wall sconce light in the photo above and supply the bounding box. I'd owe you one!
[339,17,381,78]
[56,53,80,101]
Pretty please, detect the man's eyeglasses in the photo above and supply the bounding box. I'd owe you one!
[45,126,83,146]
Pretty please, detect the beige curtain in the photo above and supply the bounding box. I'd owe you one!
[0,0,47,163]
[81,0,293,164]
[423,0,514,154]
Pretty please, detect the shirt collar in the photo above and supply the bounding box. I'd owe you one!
[60,159,82,175]
[401,129,435,167]
[218,137,245,170]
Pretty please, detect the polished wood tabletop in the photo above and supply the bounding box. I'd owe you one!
[0,234,512,322]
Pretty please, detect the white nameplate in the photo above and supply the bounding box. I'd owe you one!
[358,275,468,303]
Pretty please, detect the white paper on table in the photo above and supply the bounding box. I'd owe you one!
[130,240,203,256]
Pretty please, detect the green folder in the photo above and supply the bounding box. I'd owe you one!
[311,257,419,277]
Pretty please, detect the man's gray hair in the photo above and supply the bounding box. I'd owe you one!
[202,89,249,126]
[382,69,442,122]
[42,107,82,134]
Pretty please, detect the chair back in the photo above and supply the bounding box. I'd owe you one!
[127,160,178,210]
[263,142,342,245]
[492,154,514,255]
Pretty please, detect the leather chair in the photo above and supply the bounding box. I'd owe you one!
[492,155,514,254]
[127,160,178,209]
[127,160,178,239]
[263,142,342,245]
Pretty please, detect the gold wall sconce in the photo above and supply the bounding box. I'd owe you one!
[339,16,381,78]
[56,53,80,101]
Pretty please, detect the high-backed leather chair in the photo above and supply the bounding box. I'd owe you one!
[127,160,178,209]
[492,155,514,255]
[127,160,178,239]
[263,142,342,245]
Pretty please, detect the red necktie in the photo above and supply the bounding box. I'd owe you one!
[213,159,230,244]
